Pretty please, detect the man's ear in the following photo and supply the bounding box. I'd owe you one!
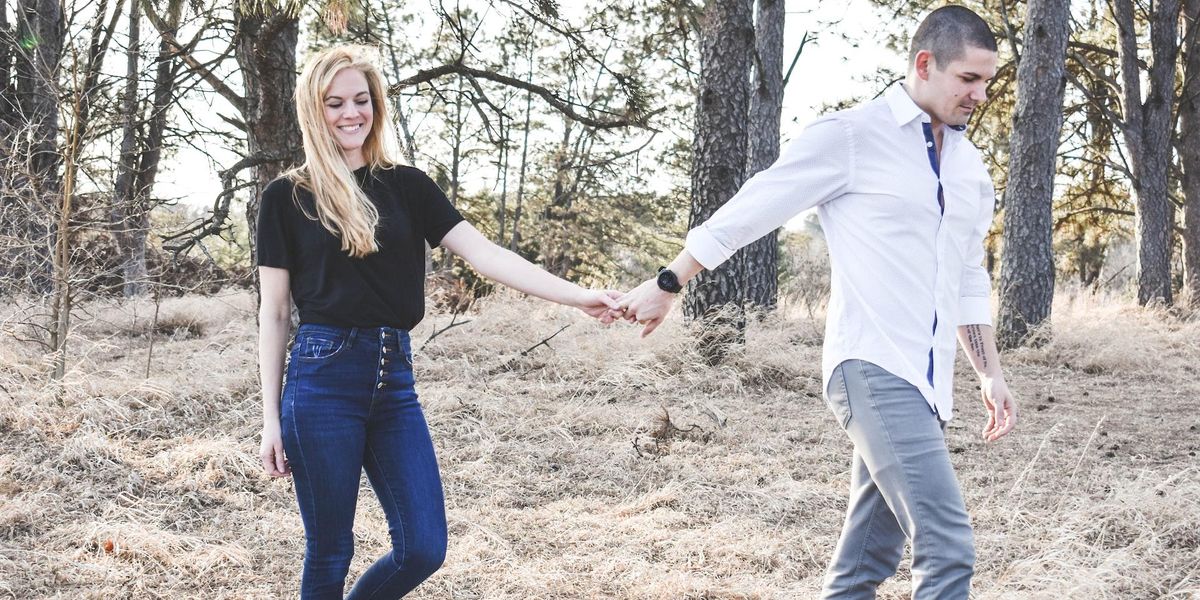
[913,49,935,81]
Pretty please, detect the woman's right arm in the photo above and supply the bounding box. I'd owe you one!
[258,266,292,477]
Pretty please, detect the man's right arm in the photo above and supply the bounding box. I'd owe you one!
[620,117,855,335]
[684,117,854,271]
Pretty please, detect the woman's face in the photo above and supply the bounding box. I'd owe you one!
[323,68,373,163]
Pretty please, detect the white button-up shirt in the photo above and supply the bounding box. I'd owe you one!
[685,83,995,419]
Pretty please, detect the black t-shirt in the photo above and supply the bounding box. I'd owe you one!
[256,165,465,330]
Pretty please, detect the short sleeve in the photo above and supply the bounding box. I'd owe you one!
[256,179,293,269]
[410,170,465,248]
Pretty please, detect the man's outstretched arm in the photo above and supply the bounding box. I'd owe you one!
[957,324,1018,442]
[618,118,856,335]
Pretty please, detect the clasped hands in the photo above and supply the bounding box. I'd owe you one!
[573,275,676,337]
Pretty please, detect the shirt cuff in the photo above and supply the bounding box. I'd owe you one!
[684,225,736,270]
[958,296,993,326]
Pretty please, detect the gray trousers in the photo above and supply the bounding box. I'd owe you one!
[820,360,974,599]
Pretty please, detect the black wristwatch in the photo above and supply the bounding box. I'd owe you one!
[656,266,683,293]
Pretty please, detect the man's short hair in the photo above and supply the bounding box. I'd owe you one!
[907,6,997,68]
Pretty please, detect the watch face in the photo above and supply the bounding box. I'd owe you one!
[657,269,681,292]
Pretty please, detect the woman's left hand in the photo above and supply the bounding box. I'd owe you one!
[574,289,624,324]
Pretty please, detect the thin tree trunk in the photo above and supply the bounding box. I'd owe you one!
[439,74,467,271]
[996,0,1071,348]
[682,0,754,363]
[129,0,181,296]
[381,9,417,164]
[509,44,535,253]
[50,0,119,376]
[1180,0,1200,307]
[0,3,12,126]
[0,3,12,288]
[743,0,784,311]
[113,0,142,296]
[1115,0,1182,305]
[51,82,85,382]
[543,119,579,278]
[495,114,508,245]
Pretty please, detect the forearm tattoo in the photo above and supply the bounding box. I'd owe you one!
[965,324,989,371]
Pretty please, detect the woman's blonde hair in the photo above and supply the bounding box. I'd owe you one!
[286,45,397,257]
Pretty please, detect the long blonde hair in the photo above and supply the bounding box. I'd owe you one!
[286,46,397,258]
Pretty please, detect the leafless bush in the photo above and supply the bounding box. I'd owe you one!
[778,225,831,318]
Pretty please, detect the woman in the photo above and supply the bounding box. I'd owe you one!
[256,46,620,599]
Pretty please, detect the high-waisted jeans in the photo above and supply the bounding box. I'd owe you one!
[281,324,447,599]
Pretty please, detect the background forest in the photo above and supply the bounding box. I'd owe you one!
[2,0,1199,349]
[1,0,1198,598]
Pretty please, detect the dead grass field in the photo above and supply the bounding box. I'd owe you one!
[0,290,1197,599]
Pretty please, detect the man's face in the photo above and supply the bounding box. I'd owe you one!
[914,46,997,129]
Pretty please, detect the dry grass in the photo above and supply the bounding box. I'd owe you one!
[0,289,1197,599]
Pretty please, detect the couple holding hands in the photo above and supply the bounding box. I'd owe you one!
[257,6,1017,599]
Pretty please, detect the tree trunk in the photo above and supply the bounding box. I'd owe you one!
[236,5,303,268]
[511,46,535,253]
[1115,0,1181,305]
[0,2,14,128]
[439,74,466,271]
[1180,0,1200,307]
[380,8,417,163]
[543,118,589,279]
[742,0,784,311]
[11,0,64,294]
[996,0,1071,348]
[495,114,508,245]
[113,0,144,296]
[682,0,754,362]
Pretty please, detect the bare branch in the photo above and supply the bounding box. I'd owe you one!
[420,312,473,349]
[1064,63,1127,133]
[160,154,283,255]
[392,62,663,130]
[140,0,246,114]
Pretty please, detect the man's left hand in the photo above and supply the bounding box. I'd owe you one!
[979,375,1017,442]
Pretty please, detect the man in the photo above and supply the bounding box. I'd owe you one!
[617,6,1018,599]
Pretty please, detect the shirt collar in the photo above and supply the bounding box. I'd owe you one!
[885,83,967,132]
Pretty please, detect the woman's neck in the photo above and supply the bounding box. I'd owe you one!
[343,149,366,171]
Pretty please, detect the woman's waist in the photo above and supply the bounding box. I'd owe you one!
[296,322,412,351]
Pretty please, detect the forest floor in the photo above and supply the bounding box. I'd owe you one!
[0,289,1197,599]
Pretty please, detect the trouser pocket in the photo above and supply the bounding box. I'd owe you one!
[824,362,854,429]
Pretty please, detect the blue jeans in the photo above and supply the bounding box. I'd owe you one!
[821,360,974,599]
[281,324,447,599]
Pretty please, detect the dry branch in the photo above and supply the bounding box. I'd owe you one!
[420,312,473,349]
[493,324,571,372]
[391,62,663,130]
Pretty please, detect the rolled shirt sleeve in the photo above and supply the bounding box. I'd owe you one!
[958,179,996,325]
[684,117,855,270]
